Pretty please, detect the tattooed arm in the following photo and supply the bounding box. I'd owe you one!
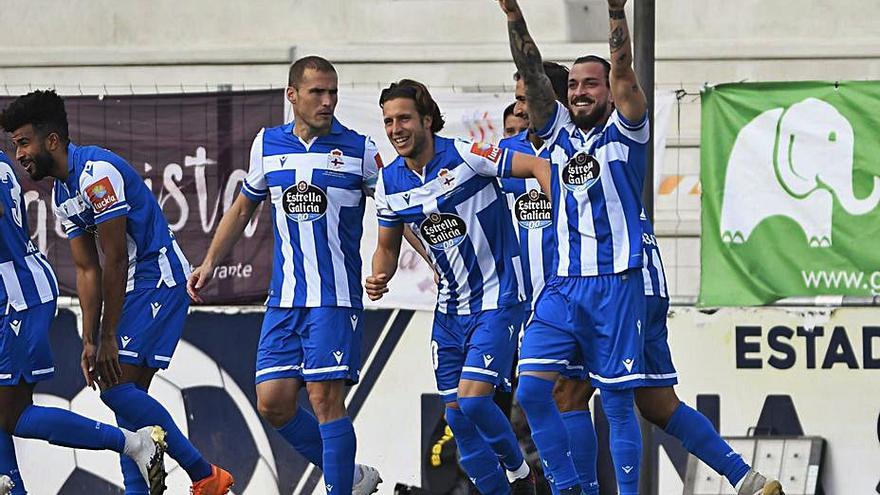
[499,0,558,133]
[607,0,647,122]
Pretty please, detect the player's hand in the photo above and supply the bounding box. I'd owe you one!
[365,273,389,301]
[607,0,627,9]
[187,263,214,303]
[95,337,122,387]
[497,0,521,17]
[81,343,98,390]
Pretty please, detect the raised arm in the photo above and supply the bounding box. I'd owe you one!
[607,0,647,122]
[499,0,557,132]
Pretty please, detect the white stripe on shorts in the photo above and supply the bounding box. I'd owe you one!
[153,355,172,363]
[302,365,349,375]
[255,365,302,378]
[588,372,645,384]
[461,366,499,377]
[31,367,55,376]
[119,350,139,358]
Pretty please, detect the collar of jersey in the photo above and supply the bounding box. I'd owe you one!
[402,134,449,183]
[284,118,344,138]
[64,142,79,189]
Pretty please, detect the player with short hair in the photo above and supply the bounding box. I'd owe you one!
[0,149,170,495]
[367,79,552,495]
[502,104,528,138]
[188,56,382,495]
[0,90,233,495]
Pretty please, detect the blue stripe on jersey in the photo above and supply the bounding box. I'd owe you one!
[539,102,648,277]
[52,144,190,292]
[375,136,524,315]
[248,119,375,309]
[498,131,556,308]
[640,214,668,298]
[0,152,58,312]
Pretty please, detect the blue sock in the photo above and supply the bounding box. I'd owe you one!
[515,376,579,490]
[445,407,510,495]
[665,402,751,487]
[600,390,641,495]
[13,405,125,452]
[319,418,356,495]
[277,407,324,468]
[458,395,525,473]
[115,414,149,495]
[0,430,25,495]
[101,383,213,483]
[561,410,599,494]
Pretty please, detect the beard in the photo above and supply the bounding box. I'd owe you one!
[27,149,55,181]
[570,99,611,131]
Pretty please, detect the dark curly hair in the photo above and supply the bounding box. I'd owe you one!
[0,89,70,143]
[378,79,445,133]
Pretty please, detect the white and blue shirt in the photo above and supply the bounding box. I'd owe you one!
[498,130,555,309]
[0,151,58,313]
[375,136,525,315]
[641,213,668,299]
[241,119,380,309]
[539,101,649,276]
[52,143,190,292]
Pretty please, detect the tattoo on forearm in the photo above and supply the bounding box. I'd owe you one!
[609,9,625,19]
[609,26,628,52]
[507,17,556,127]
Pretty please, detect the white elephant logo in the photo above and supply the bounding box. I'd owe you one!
[720,97,880,247]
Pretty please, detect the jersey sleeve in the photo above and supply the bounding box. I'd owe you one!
[241,129,268,202]
[610,109,650,144]
[536,100,573,144]
[51,199,85,239]
[455,139,515,178]
[79,160,130,224]
[361,136,382,196]
[374,170,402,228]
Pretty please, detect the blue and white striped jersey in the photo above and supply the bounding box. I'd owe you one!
[538,101,649,276]
[0,151,58,313]
[498,130,555,309]
[375,136,525,315]
[52,143,190,292]
[641,212,668,299]
[241,119,380,309]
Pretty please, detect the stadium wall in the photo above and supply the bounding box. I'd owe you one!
[17,305,879,494]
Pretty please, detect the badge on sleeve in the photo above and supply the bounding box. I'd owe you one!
[85,177,120,213]
[470,142,502,163]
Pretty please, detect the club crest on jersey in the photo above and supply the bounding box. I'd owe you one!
[85,177,119,213]
[282,181,327,222]
[437,168,456,189]
[514,188,552,229]
[470,142,502,163]
[419,212,467,251]
[327,149,345,170]
[562,150,600,192]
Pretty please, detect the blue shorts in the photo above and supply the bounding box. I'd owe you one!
[116,285,189,369]
[642,297,677,387]
[0,300,57,386]
[433,303,526,403]
[518,271,645,390]
[255,307,363,385]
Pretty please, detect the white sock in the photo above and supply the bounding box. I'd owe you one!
[121,429,139,457]
[506,460,530,482]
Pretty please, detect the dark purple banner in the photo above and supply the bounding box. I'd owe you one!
[0,90,285,304]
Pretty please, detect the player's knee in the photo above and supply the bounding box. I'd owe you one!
[307,385,346,422]
[553,378,590,413]
[456,394,493,420]
[634,387,680,428]
[600,388,636,425]
[515,374,554,411]
[256,394,297,428]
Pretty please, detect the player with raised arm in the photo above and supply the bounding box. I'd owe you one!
[367,79,551,495]
[0,150,170,495]
[499,0,650,493]
[0,91,233,495]
[499,2,785,494]
[187,56,382,495]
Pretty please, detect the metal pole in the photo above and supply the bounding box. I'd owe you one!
[635,0,656,223]
[634,7,658,495]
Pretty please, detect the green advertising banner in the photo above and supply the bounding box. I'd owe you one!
[700,81,880,306]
